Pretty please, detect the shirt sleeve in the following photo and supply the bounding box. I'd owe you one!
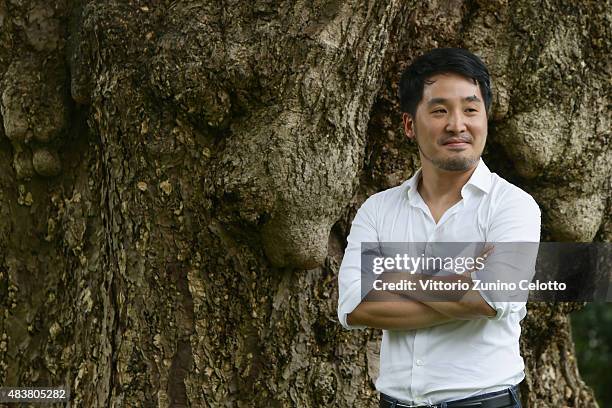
[476,189,541,320]
[337,195,380,330]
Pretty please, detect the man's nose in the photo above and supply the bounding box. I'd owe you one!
[445,112,467,134]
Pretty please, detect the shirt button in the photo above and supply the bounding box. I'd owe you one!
[416,359,424,366]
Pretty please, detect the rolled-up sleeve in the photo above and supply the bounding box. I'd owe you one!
[478,190,541,320]
[337,195,380,330]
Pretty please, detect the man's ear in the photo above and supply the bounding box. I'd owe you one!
[402,113,415,140]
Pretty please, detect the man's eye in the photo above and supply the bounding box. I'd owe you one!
[466,108,478,112]
[432,109,446,114]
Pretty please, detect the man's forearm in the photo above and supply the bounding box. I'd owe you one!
[377,272,496,319]
[421,296,495,320]
[347,291,456,330]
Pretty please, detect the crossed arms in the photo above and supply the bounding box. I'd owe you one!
[338,192,541,331]
[347,271,496,330]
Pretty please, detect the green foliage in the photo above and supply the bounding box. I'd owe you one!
[570,303,612,405]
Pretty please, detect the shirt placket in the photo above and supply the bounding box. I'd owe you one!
[411,327,428,402]
[410,214,434,402]
[411,202,463,402]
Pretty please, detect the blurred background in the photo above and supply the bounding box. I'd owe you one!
[571,303,612,406]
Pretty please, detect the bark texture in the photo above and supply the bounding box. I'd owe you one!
[0,0,609,407]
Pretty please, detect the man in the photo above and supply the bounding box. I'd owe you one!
[337,48,540,408]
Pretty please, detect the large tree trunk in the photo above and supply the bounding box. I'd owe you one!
[0,1,608,407]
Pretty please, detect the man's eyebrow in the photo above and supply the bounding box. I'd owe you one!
[426,95,482,106]
[465,95,482,103]
[426,97,448,106]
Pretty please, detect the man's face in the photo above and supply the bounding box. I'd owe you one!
[403,73,488,171]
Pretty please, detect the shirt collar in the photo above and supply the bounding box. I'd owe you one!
[404,159,492,202]
[465,159,492,194]
[404,168,423,204]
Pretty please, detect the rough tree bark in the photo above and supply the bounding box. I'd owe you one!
[0,0,609,407]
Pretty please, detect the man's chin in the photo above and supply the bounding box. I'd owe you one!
[432,156,479,172]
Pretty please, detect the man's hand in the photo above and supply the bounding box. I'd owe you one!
[420,245,497,319]
[374,246,496,319]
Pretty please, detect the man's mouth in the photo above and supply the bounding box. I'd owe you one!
[442,137,471,147]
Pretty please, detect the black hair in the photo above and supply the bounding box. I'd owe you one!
[398,48,492,117]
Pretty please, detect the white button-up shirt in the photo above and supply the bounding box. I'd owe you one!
[337,160,541,405]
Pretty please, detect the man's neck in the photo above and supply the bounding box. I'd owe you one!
[417,159,478,205]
